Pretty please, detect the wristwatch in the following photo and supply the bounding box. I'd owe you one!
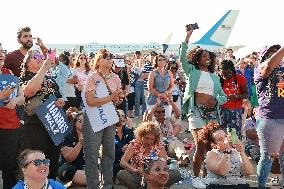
[223,150,232,154]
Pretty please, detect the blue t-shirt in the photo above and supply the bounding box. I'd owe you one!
[13,179,66,189]
[254,63,284,119]
[236,67,254,97]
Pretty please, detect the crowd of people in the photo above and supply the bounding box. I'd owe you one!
[0,25,283,189]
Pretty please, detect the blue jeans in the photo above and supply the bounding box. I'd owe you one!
[134,81,146,117]
[256,118,284,187]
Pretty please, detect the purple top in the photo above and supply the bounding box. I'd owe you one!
[254,63,284,119]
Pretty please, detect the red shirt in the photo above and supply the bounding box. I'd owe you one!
[0,68,20,129]
[4,49,25,77]
[222,74,247,109]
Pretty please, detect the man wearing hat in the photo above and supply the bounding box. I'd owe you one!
[113,55,129,115]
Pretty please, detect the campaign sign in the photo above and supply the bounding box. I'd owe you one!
[82,79,119,133]
[0,74,19,107]
[35,95,72,146]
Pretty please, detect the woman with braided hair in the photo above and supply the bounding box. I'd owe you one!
[219,59,249,139]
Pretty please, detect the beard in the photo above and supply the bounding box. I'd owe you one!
[21,41,33,49]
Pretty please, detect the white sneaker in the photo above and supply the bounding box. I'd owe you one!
[270,176,280,186]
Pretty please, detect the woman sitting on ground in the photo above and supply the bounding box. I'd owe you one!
[199,122,254,186]
[13,149,65,189]
[117,121,181,188]
[142,156,170,189]
[114,110,134,179]
[57,107,86,186]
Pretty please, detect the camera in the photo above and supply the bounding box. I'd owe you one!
[185,23,199,31]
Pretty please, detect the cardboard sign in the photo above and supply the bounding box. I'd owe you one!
[35,95,72,146]
[0,74,19,107]
[83,79,119,133]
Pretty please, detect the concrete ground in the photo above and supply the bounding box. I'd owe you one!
[1,118,282,188]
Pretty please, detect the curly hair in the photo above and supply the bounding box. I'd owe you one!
[197,121,223,146]
[17,149,44,180]
[191,49,216,73]
[219,59,237,88]
[134,121,161,145]
[17,27,31,39]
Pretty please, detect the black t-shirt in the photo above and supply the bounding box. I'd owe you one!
[113,68,129,90]
[20,70,62,101]
[115,126,134,163]
[59,133,85,169]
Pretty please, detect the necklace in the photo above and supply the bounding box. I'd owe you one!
[99,71,112,80]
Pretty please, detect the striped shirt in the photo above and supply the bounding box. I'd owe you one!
[142,61,153,90]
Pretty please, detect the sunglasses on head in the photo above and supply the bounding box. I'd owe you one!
[32,54,45,60]
[102,53,114,60]
[27,158,50,167]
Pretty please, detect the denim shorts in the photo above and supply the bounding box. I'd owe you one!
[256,118,284,154]
[188,106,218,130]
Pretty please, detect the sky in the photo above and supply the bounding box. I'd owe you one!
[1,0,284,54]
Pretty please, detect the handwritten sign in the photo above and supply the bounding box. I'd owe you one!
[35,95,72,146]
[0,74,19,107]
[83,79,119,133]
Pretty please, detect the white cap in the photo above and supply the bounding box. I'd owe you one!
[114,58,125,68]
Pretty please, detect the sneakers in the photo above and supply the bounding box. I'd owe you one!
[270,176,280,186]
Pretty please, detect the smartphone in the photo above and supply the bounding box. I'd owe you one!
[227,127,238,145]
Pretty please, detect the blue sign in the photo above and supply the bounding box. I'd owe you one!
[35,95,72,146]
[0,74,19,107]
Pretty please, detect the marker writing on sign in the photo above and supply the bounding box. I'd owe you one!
[97,105,108,124]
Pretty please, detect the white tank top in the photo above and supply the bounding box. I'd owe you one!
[195,71,214,95]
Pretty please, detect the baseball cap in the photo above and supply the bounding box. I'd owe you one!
[150,51,158,56]
[114,58,125,68]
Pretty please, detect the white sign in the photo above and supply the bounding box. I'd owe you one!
[83,79,119,133]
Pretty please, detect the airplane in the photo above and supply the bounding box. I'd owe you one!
[45,10,240,56]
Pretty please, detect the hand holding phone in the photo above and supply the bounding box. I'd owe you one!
[227,127,238,145]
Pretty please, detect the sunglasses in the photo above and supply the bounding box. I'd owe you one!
[32,54,45,60]
[79,56,87,60]
[157,58,166,62]
[77,118,83,123]
[27,158,50,167]
[170,67,177,70]
[102,53,114,60]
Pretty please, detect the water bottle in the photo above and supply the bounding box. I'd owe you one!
[169,159,178,170]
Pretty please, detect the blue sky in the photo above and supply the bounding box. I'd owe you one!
[1,0,284,52]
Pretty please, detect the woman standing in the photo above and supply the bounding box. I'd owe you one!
[83,49,123,188]
[180,28,227,177]
[0,43,25,189]
[20,50,65,179]
[73,53,90,109]
[147,54,174,118]
[254,45,284,188]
